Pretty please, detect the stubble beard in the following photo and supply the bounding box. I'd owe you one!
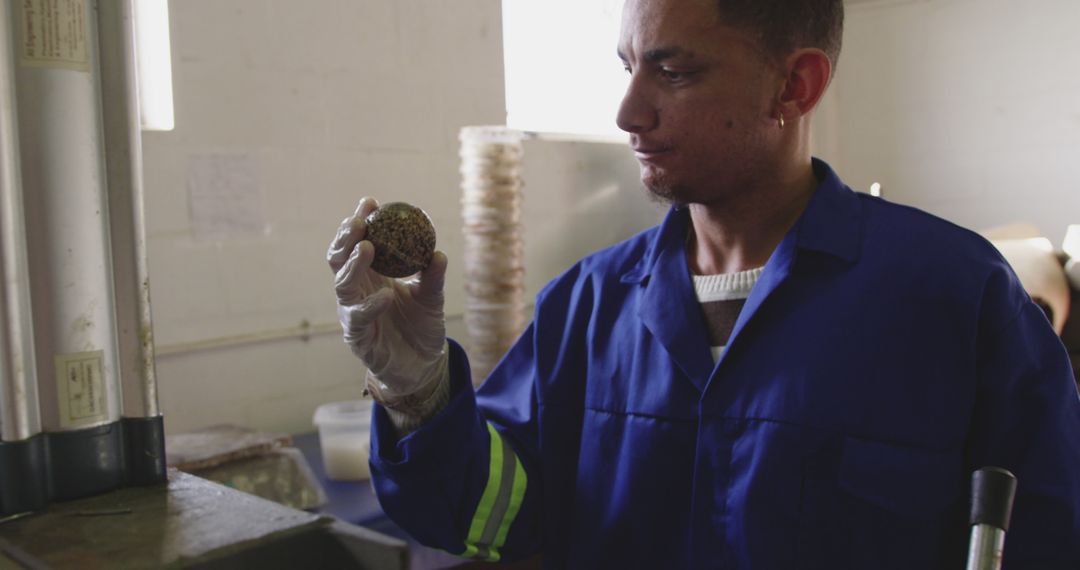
[641,168,690,208]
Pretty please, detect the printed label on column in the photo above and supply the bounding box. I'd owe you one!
[55,350,107,428]
[19,0,90,72]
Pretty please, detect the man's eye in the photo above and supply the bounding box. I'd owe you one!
[623,64,632,75]
[659,68,691,82]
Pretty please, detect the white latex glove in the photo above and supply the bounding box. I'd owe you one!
[327,197,450,414]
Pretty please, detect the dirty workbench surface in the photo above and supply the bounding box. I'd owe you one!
[0,470,330,569]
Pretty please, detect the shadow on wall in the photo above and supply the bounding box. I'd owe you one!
[518,134,666,300]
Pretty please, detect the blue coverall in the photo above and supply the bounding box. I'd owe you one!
[371,159,1080,569]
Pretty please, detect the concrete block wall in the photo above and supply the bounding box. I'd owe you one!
[816,0,1080,246]
[144,0,505,435]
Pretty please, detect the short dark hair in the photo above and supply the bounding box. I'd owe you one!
[716,0,844,68]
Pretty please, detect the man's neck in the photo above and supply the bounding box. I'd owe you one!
[686,159,818,275]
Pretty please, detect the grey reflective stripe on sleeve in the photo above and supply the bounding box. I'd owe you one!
[460,423,528,561]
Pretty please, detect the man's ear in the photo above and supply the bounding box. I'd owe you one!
[776,49,833,120]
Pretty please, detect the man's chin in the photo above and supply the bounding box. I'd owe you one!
[642,177,688,207]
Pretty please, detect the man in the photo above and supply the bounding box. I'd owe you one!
[327,0,1080,567]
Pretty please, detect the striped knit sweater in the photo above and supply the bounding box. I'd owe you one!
[692,267,763,362]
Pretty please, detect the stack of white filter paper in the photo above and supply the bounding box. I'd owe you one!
[459,126,528,384]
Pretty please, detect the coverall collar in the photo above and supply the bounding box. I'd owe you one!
[623,158,864,392]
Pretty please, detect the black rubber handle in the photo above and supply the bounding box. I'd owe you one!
[970,466,1018,530]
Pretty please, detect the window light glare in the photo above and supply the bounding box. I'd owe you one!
[134,0,174,131]
[502,0,627,138]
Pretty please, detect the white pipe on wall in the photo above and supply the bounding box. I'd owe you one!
[155,321,342,358]
[0,1,41,443]
[153,314,478,358]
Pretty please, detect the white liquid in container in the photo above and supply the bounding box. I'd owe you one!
[313,399,374,481]
[321,433,371,480]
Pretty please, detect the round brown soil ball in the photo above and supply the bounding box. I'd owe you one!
[364,202,437,278]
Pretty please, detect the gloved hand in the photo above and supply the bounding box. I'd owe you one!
[327,197,450,416]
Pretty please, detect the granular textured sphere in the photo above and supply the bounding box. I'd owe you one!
[364,202,437,278]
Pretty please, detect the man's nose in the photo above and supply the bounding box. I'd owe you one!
[615,74,657,134]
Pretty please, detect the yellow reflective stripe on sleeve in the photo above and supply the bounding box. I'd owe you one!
[460,423,502,559]
[459,422,528,562]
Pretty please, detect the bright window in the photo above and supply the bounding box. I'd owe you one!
[135,0,175,131]
[502,0,629,139]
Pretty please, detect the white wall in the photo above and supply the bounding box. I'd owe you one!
[147,0,1080,435]
[817,0,1080,246]
[144,0,506,435]
[519,135,666,296]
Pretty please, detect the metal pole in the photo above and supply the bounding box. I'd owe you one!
[16,0,126,500]
[966,467,1018,570]
[98,0,160,420]
[17,0,123,435]
[966,524,1006,570]
[0,0,41,444]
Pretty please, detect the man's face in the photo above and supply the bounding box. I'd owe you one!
[617,0,780,205]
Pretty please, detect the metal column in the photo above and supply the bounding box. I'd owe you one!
[0,0,47,516]
[16,0,125,501]
[0,0,168,515]
[98,0,166,485]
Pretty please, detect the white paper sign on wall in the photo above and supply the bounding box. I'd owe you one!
[187,154,267,241]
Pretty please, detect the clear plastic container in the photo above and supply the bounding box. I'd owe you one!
[312,399,373,481]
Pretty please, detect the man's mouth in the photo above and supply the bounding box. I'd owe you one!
[633,146,671,161]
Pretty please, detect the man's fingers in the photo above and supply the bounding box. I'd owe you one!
[356,196,379,219]
[326,217,352,272]
[335,241,377,302]
[327,197,380,272]
[356,240,375,271]
[342,287,394,331]
[416,251,448,300]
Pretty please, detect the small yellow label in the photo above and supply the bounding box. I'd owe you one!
[55,350,106,428]
[19,0,90,72]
